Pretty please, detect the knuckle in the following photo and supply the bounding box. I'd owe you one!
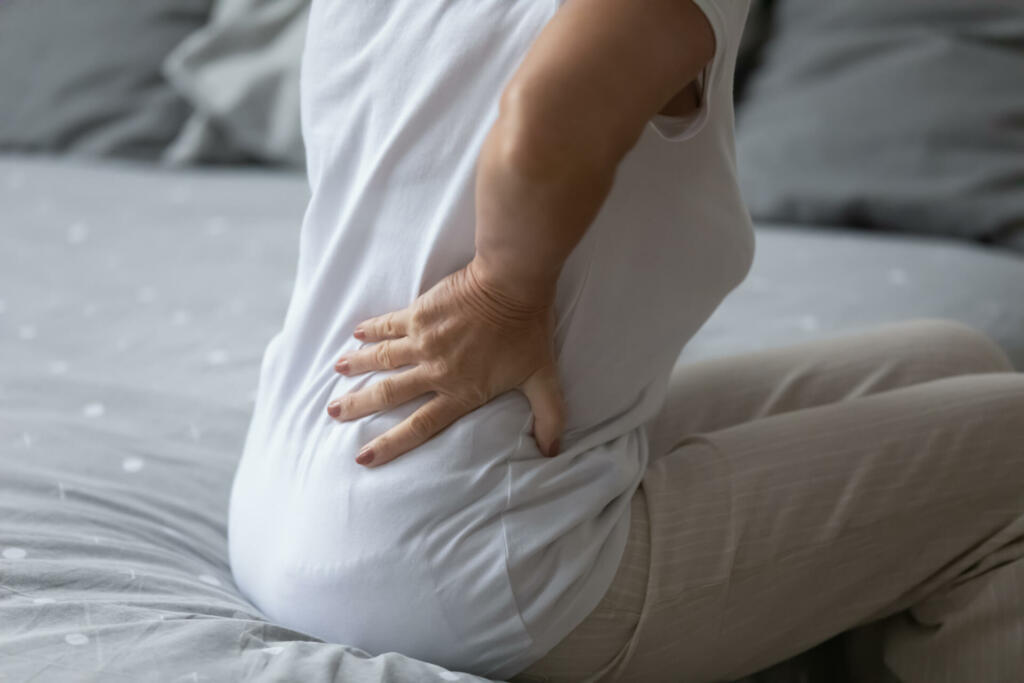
[471,385,490,406]
[452,386,486,411]
[376,377,397,405]
[425,358,449,381]
[410,307,430,331]
[383,312,397,337]
[408,412,435,440]
[375,341,394,368]
[338,395,355,417]
[417,330,441,356]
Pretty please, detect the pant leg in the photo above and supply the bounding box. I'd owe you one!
[645,318,1014,459]
[514,319,1015,683]
[611,371,1024,683]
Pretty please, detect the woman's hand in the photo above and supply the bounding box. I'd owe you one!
[326,258,567,468]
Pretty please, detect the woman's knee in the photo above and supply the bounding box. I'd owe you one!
[900,317,1015,375]
[943,371,1024,437]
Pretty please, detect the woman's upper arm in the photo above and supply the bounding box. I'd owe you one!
[500,0,718,165]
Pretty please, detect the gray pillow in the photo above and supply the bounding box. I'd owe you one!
[0,0,212,159]
[735,0,1024,250]
[162,0,309,167]
[735,0,775,104]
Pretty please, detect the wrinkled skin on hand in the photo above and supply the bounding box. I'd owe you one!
[327,258,567,468]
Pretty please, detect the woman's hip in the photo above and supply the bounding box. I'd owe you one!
[512,486,651,683]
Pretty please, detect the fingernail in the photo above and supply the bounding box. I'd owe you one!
[327,401,341,418]
[356,447,374,465]
[353,327,365,340]
[548,439,561,457]
[335,359,350,374]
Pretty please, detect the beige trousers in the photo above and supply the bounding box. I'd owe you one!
[512,318,1024,683]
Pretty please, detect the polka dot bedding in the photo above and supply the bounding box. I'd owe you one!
[0,154,1021,682]
[0,155,493,683]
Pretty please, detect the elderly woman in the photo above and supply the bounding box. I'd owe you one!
[227,0,1024,680]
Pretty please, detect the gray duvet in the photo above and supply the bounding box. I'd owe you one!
[1,154,1021,682]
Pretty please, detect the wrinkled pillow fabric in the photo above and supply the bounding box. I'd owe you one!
[735,0,1024,250]
[0,0,212,159]
[162,0,309,167]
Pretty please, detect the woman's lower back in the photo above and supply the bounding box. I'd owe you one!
[226,0,755,677]
[228,363,647,677]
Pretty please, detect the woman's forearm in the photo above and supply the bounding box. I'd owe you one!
[470,109,617,307]
[471,0,715,305]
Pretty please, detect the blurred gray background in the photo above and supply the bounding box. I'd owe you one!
[1,1,1022,681]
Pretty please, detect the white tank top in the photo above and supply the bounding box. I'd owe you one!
[228,0,754,678]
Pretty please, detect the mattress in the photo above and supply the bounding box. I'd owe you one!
[2,154,1022,682]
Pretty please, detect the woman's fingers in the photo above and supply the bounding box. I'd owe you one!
[354,309,410,341]
[355,395,466,468]
[335,337,418,375]
[327,366,432,422]
[520,363,567,457]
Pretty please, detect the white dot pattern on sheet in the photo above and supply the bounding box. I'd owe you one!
[122,457,145,473]
[205,217,228,236]
[887,267,910,286]
[67,221,89,244]
[82,402,105,418]
[136,286,158,304]
[0,162,347,672]
[48,360,70,375]
[206,349,229,366]
[797,314,820,332]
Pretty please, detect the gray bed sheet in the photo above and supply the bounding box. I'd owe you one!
[1,154,1022,683]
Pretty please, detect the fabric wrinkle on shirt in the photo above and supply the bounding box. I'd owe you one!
[227,0,754,679]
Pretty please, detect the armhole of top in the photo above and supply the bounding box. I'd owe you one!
[647,0,725,143]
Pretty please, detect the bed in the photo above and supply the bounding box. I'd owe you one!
[2,153,1022,682]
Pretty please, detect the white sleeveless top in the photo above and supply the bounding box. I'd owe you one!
[228,0,754,679]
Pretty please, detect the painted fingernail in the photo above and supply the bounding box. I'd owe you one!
[548,439,561,457]
[353,327,365,340]
[356,447,375,465]
[327,401,341,418]
[335,359,350,374]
